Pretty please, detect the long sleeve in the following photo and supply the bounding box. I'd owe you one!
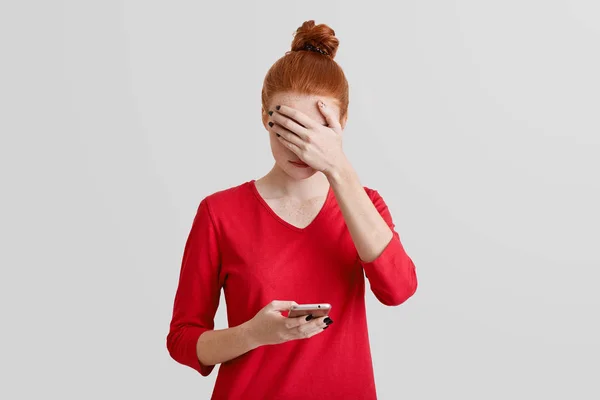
[359,190,418,306]
[166,197,222,376]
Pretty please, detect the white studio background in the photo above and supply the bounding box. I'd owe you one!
[1,1,598,399]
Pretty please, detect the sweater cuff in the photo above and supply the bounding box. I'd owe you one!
[178,327,216,376]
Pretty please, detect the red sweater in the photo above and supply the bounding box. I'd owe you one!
[166,180,417,399]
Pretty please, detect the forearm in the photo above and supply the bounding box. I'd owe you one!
[196,321,259,367]
[326,157,394,262]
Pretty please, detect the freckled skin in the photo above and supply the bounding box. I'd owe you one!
[264,195,328,229]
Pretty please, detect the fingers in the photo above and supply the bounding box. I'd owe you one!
[270,112,309,139]
[270,123,306,149]
[288,315,332,339]
[284,313,316,329]
[273,105,317,131]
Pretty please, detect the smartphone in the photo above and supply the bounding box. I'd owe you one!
[287,303,331,318]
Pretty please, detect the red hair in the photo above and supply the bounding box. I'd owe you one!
[261,20,349,124]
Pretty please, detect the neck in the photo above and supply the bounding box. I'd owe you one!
[257,164,330,201]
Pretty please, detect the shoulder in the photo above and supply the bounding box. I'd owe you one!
[199,180,253,216]
[204,180,250,203]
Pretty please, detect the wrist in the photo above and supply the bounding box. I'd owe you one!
[325,156,354,185]
[239,319,262,351]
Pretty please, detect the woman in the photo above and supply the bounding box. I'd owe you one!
[166,20,418,399]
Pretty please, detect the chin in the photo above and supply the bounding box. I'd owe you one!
[283,162,318,178]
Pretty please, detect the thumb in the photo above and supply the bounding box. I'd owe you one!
[268,300,298,312]
[317,100,342,131]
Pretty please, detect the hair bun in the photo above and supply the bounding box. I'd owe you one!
[290,20,339,59]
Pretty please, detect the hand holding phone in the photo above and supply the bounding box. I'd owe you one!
[245,301,333,347]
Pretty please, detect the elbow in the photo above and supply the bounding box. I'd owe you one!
[166,329,181,362]
[166,325,215,377]
[166,322,203,359]
[378,264,418,307]
[379,282,417,306]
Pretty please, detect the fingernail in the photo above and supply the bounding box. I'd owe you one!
[323,326,329,330]
[268,121,274,127]
[268,110,273,116]
[276,105,281,110]
[276,133,280,137]
[305,314,313,321]
[319,100,325,108]
[324,317,332,324]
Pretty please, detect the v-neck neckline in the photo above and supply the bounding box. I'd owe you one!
[249,179,334,233]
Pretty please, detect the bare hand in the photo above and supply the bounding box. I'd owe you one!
[246,300,332,347]
[267,101,347,177]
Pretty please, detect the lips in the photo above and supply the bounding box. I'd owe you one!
[289,160,309,166]
[290,161,309,168]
